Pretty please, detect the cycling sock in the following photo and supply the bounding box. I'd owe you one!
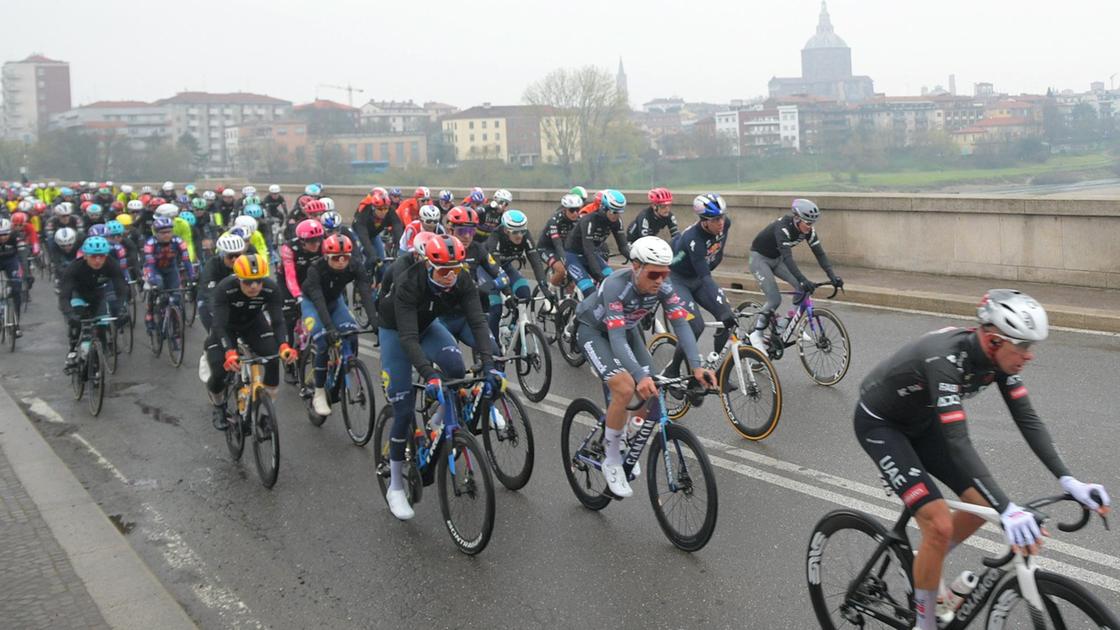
[914,588,937,630]
[603,427,624,466]
[389,460,404,491]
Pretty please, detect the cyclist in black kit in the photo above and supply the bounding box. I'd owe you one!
[564,189,629,295]
[625,187,679,244]
[537,193,582,287]
[854,289,1110,630]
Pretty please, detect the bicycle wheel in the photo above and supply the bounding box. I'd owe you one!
[530,285,558,344]
[148,310,163,357]
[165,305,185,367]
[105,322,119,375]
[559,398,611,510]
[480,391,534,490]
[806,510,915,630]
[352,286,369,328]
[87,341,106,416]
[299,351,326,426]
[719,345,783,441]
[6,297,16,352]
[646,333,690,420]
[513,323,551,402]
[646,424,718,552]
[340,358,375,446]
[555,298,585,367]
[71,354,85,400]
[129,288,138,330]
[798,307,851,386]
[224,381,245,461]
[987,570,1120,628]
[184,287,197,327]
[437,431,495,555]
[122,315,134,354]
[251,393,281,489]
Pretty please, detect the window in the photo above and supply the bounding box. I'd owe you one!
[348,144,357,160]
[410,141,419,157]
[470,134,475,142]
[496,132,501,141]
[380,143,389,159]
[494,120,500,129]
[365,143,373,160]
[482,133,487,141]
[277,127,287,135]
[482,120,487,128]
[469,121,474,129]
[395,142,404,163]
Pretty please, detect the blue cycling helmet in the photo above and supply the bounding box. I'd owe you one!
[228,226,248,239]
[599,189,626,213]
[321,211,343,230]
[501,209,528,231]
[438,189,454,203]
[152,216,174,231]
[60,187,74,197]
[177,194,190,205]
[105,220,125,236]
[388,187,402,198]
[243,204,264,218]
[81,236,110,255]
[87,224,108,237]
[305,183,322,196]
[86,203,103,216]
[692,193,727,218]
[184,184,197,194]
[181,211,197,226]
[468,190,485,204]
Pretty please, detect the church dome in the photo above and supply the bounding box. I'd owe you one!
[804,1,848,49]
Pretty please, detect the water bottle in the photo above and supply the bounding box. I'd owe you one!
[936,571,978,623]
[777,309,795,334]
[706,351,720,367]
[79,339,91,359]
[625,415,644,441]
[489,404,507,431]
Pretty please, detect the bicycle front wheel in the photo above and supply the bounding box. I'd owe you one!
[437,431,495,555]
[340,359,375,446]
[646,333,690,420]
[719,344,782,441]
[806,510,915,630]
[560,398,610,510]
[87,342,106,416]
[6,297,16,352]
[166,306,185,367]
[513,323,551,402]
[251,393,281,489]
[105,322,119,375]
[798,307,851,386]
[184,288,197,327]
[646,424,718,552]
[481,391,534,490]
[555,298,585,367]
[224,382,246,461]
[121,315,134,354]
[71,354,85,400]
[987,570,1120,628]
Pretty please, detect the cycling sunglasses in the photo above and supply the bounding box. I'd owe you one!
[452,227,476,238]
[643,269,669,281]
[431,265,462,279]
[993,333,1035,351]
[327,254,351,262]
[239,279,263,287]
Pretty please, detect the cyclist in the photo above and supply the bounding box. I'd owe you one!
[279,219,325,348]
[213,188,239,227]
[234,213,270,259]
[93,184,114,209]
[747,198,842,353]
[59,236,128,368]
[574,236,717,497]
[854,290,1111,630]
[463,188,486,212]
[85,203,106,227]
[435,189,455,214]
[0,219,25,337]
[537,193,583,288]
[395,186,430,226]
[283,197,325,242]
[483,209,548,340]
[564,189,629,295]
[626,188,679,244]
[204,254,297,430]
[398,204,446,253]
[11,211,40,289]
[300,234,377,416]
[662,194,737,384]
[386,187,402,214]
[160,181,177,201]
[142,217,195,334]
[198,232,246,332]
[476,188,512,240]
[377,234,502,520]
[440,210,502,357]
[50,228,81,279]
[104,219,141,285]
[86,224,132,286]
[262,185,287,225]
[320,211,363,260]
[353,188,403,275]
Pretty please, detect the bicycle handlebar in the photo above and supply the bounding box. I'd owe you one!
[981,492,1109,568]
[625,375,692,411]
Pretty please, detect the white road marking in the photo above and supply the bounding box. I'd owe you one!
[22,397,68,423]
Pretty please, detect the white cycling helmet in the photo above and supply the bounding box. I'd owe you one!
[419,204,441,223]
[630,236,673,266]
[560,193,582,209]
[17,200,32,213]
[54,227,77,247]
[140,185,153,194]
[162,181,175,191]
[222,188,235,198]
[54,202,73,216]
[216,232,247,255]
[203,190,216,201]
[156,203,180,218]
[48,181,57,187]
[268,184,281,194]
[105,180,114,187]
[241,185,256,196]
[493,188,513,204]
[126,199,144,212]
[320,197,336,212]
[977,289,1049,343]
[120,184,133,194]
[233,215,258,234]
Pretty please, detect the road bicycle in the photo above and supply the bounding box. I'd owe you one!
[372,373,497,555]
[806,493,1117,629]
[182,277,198,327]
[560,374,718,551]
[552,251,629,367]
[69,314,116,416]
[222,348,282,489]
[737,280,852,386]
[296,328,377,446]
[0,273,18,352]
[647,313,782,440]
[146,286,186,367]
[494,295,552,402]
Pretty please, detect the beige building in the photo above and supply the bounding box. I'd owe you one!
[442,104,571,166]
[324,132,427,168]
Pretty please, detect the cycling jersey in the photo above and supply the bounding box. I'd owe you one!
[58,256,126,316]
[395,198,422,226]
[172,217,196,264]
[486,230,547,283]
[76,243,131,283]
[279,244,322,299]
[476,201,504,239]
[670,218,730,302]
[46,216,85,241]
[212,200,238,228]
[301,257,377,327]
[564,210,628,281]
[209,275,285,352]
[537,207,577,263]
[197,256,235,330]
[353,206,403,260]
[626,206,680,244]
[142,237,193,282]
[857,327,1071,513]
[262,194,286,222]
[749,214,834,284]
[398,221,445,253]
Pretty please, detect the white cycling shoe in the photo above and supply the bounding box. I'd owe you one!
[386,488,415,521]
[602,463,633,498]
[749,330,768,353]
[312,388,331,417]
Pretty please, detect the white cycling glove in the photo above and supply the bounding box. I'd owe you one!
[1060,476,1111,511]
[1000,502,1042,549]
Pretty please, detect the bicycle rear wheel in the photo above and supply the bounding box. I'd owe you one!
[646,424,718,551]
[166,306,185,367]
[555,298,585,367]
[719,345,782,441]
[513,323,551,402]
[87,341,106,416]
[646,333,690,420]
[148,309,163,357]
[71,354,85,400]
[122,316,134,354]
[184,286,197,327]
[481,391,534,490]
[560,398,610,510]
[5,297,15,352]
[806,510,915,630]
[105,322,119,374]
[251,393,281,488]
[299,351,326,426]
[224,381,245,461]
[987,570,1120,628]
[340,358,375,446]
[798,307,851,386]
[437,431,495,555]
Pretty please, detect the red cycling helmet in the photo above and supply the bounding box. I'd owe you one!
[80,192,93,202]
[295,218,324,240]
[369,189,390,209]
[10,212,27,227]
[424,235,466,266]
[322,234,353,255]
[648,187,673,205]
[80,201,93,212]
[303,199,327,216]
[111,200,125,211]
[445,206,477,226]
[414,186,431,200]
[149,196,166,208]
[32,202,47,214]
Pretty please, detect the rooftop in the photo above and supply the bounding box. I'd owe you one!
[156,91,291,106]
[16,54,66,64]
[804,1,848,50]
[294,98,358,112]
[80,100,154,109]
[442,104,558,120]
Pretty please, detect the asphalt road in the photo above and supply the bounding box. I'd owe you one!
[5,288,1120,629]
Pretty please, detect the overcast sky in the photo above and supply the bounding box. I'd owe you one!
[7,0,1119,109]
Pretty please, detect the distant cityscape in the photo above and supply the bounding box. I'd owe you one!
[3,1,1117,179]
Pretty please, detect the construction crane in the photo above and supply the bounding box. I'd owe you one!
[317,83,366,107]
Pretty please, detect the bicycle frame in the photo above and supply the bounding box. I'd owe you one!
[574,387,675,485]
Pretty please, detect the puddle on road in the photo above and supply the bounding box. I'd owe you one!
[107,513,136,535]
[135,402,182,427]
[113,381,156,396]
